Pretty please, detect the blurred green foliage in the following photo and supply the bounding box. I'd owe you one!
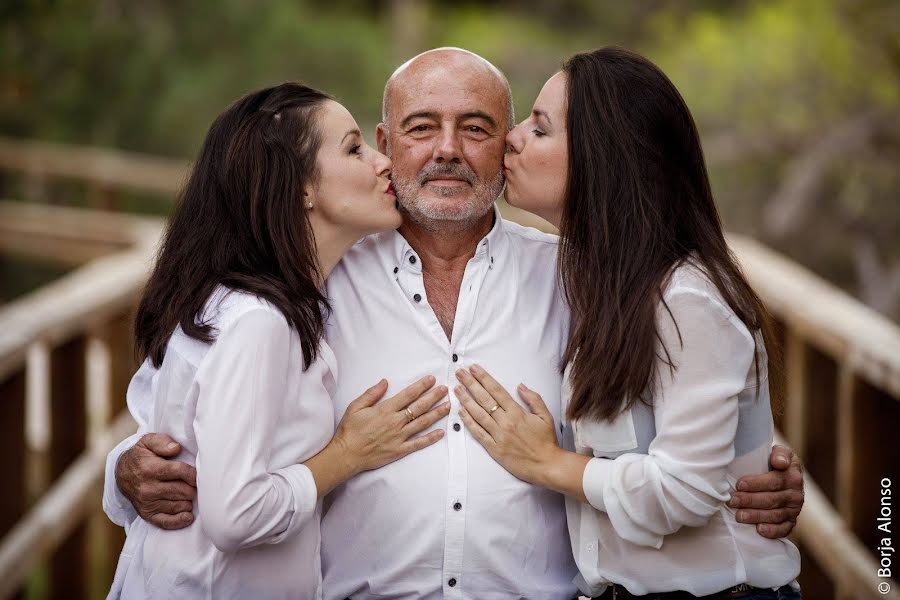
[2,0,899,317]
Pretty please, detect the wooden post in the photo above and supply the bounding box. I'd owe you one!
[48,336,88,600]
[0,368,26,600]
[102,311,135,586]
[783,327,808,456]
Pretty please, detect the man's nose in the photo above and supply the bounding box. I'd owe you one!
[433,127,462,163]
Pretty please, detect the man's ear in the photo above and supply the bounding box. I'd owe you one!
[375,123,389,154]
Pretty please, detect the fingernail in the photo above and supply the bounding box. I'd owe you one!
[777,456,789,467]
[727,497,739,507]
[737,510,748,521]
[471,364,482,374]
[738,481,748,491]
[167,442,178,450]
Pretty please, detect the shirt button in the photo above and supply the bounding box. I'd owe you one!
[452,353,458,362]
[393,266,398,274]
[453,502,462,511]
[452,423,461,432]
[448,578,457,587]
[413,293,422,303]
[409,255,417,264]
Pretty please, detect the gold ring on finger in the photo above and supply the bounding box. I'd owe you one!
[405,407,415,423]
[488,404,500,414]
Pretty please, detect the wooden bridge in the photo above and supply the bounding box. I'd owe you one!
[0,135,897,599]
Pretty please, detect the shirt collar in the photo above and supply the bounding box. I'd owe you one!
[390,204,506,273]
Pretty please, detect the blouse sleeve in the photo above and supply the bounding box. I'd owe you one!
[581,287,756,548]
[194,308,319,553]
[103,359,154,531]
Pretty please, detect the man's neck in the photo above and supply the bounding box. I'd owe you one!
[398,210,494,274]
[398,209,495,340]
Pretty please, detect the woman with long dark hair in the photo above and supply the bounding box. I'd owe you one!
[453,48,801,598]
[107,82,449,599]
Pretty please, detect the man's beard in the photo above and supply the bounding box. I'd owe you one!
[392,163,506,231]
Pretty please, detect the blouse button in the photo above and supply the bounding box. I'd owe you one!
[448,578,457,587]
[409,255,417,264]
[452,353,458,362]
[452,423,461,432]
[413,293,422,303]
[453,502,462,511]
[393,266,398,274]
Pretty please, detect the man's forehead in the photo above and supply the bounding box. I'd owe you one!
[390,67,507,123]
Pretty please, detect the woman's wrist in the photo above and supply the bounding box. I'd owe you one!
[304,435,361,499]
[533,446,591,502]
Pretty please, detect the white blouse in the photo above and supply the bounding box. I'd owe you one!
[106,287,335,600]
[563,264,801,596]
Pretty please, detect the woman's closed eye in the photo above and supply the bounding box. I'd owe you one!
[349,143,362,156]
[532,127,546,137]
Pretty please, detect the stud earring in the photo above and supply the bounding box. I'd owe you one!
[306,202,314,209]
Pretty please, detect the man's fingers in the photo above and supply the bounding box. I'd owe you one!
[150,500,194,515]
[756,522,794,539]
[735,507,797,525]
[148,511,194,530]
[347,379,388,411]
[728,490,804,510]
[769,444,793,471]
[155,459,198,486]
[140,433,182,458]
[404,402,451,436]
[735,470,787,493]
[142,480,197,502]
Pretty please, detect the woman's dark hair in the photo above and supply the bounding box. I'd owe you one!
[135,82,332,370]
[559,47,783,422]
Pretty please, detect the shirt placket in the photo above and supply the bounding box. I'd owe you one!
[441,239,493,598]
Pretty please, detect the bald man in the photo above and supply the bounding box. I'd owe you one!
[104,48,804,599]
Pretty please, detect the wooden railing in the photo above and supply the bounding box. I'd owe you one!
[0,200,162,598]
[1,137,898,599]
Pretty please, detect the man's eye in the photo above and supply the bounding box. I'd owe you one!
[349,144,362,155]
[411,125,431,132]
[466,125,485,133]
[532,128,546,138]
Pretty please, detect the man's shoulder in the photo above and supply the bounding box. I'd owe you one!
[500,218,559,251]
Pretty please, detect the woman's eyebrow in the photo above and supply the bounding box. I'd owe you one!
[340,129,361,146]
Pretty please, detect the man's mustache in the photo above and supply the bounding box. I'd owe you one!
[416,164,476,186]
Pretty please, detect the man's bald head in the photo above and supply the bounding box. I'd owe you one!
[382,47,514,131]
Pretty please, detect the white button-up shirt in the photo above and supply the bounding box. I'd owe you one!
[563,263,801,597]
[104,287,335,599]
[320,211,578,599]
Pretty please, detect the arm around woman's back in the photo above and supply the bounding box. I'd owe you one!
[194,308,318,554]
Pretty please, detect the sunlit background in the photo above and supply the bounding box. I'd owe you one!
[1,1,898,598]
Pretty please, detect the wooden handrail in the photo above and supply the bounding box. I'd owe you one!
[0,202,163,382]
[0,135,188,195]
[729,233,900,399]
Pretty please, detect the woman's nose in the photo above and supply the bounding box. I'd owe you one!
[374,150,392,177]
[506,123,524,154]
